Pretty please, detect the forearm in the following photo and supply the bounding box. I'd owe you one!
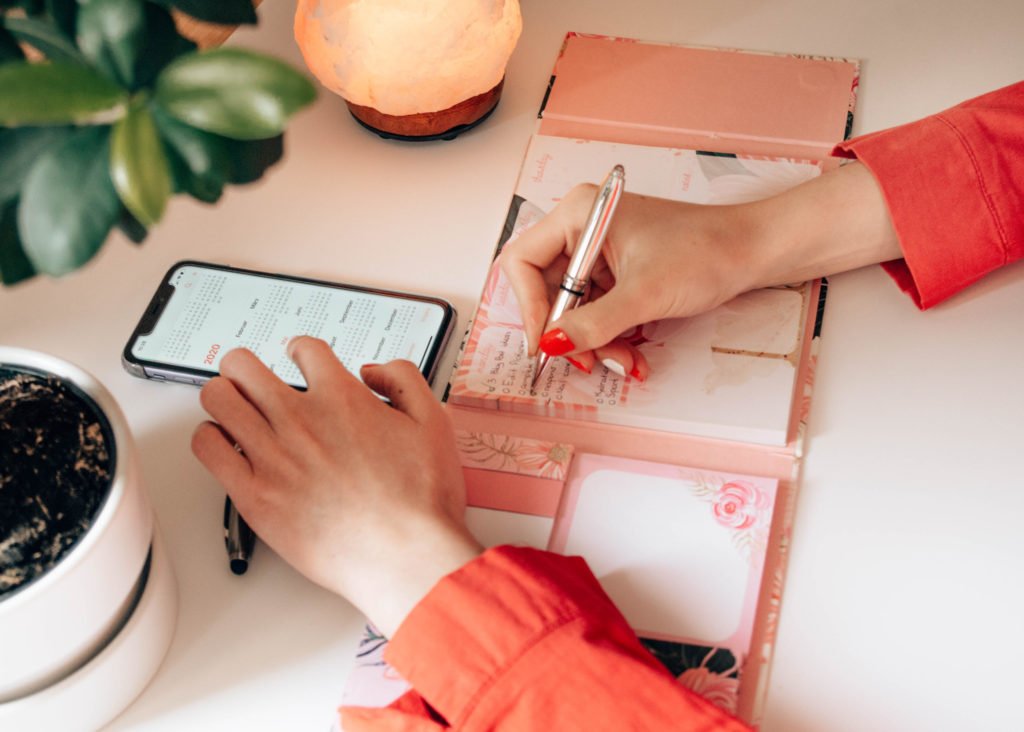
[342,518,482,639]
[741,161,903,289]
[744,80,1024,308]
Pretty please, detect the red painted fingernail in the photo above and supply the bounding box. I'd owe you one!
[629,365,645,382]
[539,328,575,357]
[566,356,591,374]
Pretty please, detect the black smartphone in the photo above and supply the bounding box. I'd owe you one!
[123,260,456,389]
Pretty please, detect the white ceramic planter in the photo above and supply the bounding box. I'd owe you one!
[0,347,177,729]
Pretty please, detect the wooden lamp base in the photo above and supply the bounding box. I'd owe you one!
[345,80,504,141]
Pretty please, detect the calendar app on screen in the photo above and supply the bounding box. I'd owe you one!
[131,265,448,388]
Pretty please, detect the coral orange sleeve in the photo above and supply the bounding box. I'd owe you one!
[341,546,749,731]
[833,81,1024,309]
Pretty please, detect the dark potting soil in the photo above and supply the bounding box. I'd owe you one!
[0,367,114,599]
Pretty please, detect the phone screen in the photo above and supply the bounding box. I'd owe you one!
[129,264,451,388]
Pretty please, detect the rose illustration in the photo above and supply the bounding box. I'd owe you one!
[711,480,765,530]
[678,667,740,714]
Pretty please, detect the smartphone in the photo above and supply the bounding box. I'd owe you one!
[123,261,456,389]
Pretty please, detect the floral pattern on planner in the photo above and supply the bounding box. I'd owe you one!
[681,471,775,562]
[455,430,574,480]
[640,638,741,715]
[338,624,409,713]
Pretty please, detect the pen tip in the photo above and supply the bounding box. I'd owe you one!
[230,559,249,576]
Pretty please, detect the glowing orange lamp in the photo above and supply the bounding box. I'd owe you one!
[295,0,522,140]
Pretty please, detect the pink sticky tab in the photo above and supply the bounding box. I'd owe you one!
[463,468,565,517]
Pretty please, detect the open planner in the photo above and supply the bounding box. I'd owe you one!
[342,33,859,726]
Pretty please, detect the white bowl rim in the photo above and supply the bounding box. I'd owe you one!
[0,346,135,612]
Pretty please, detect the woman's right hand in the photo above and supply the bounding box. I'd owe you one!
[500,162,902,377]
[499,185,762,377]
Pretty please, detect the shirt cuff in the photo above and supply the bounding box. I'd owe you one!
[833,114,1008,309]
[383,545,637,726]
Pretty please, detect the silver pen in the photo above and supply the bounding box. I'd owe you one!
[531,164,626,388]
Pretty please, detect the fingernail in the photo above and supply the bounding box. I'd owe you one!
[566,356,591,374]
[601,358,627,377]
[362,363,378,369]
[522,331,532,357]
[629,365,645,382]
[539,328,575,357]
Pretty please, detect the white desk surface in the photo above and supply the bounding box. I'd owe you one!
[2,1,1022,730]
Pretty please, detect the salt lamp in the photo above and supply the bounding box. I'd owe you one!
[294,0,522,140]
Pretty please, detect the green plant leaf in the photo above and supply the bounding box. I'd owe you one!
[155,47,316,140]
[111,102,171,227]
[223,133,283,184]
[151,0,257,26]
[0,1,45,14]
[0,61,127,125]
[46,0,78,40]
[0,198,36,286]
[0,125,73,204]
[76,0,145,88]
[0,25,25,61]
[77,0,192,90]
[152,106,227,202]
[133,4,196,88]
[18,125,121,276]
[3,15,87,64]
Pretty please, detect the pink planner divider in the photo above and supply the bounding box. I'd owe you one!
[463,468,564,517]
[456,429,574,516]
[448,403,798,482]
[540,33,858,162]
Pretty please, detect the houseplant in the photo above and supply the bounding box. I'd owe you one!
[0,346,177,730]
[0,0,316,285]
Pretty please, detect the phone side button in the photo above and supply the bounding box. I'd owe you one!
[151,373,167,380]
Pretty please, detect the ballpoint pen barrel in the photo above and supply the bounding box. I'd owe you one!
[531,165,625,389]
[531,286,577,388]
[562,165,625,282]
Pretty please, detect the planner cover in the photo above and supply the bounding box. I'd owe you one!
[538,33,858,162]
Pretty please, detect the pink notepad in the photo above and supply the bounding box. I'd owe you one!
[459,435,778,718]
[341,34,858,729]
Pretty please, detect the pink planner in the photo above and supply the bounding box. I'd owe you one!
[342,33,859,728]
